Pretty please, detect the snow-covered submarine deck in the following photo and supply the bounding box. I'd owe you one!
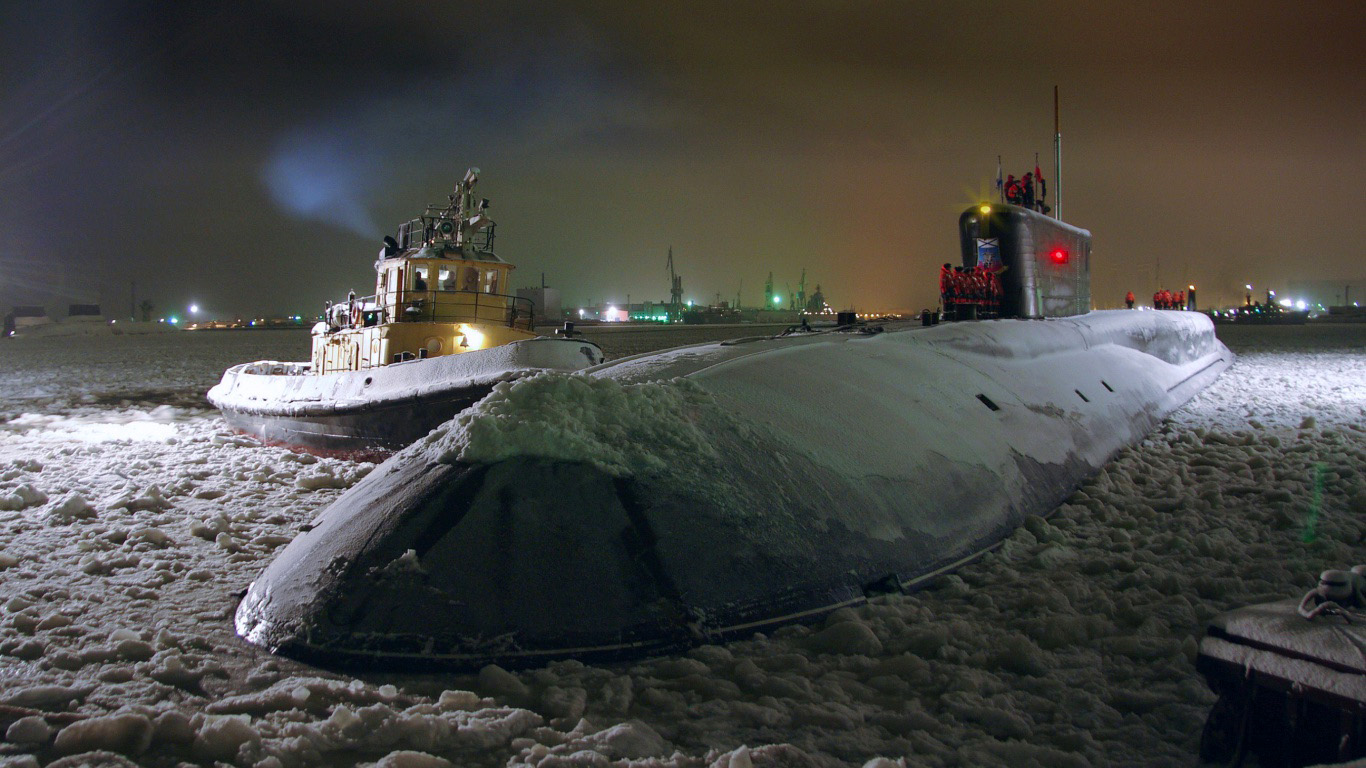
[236,310,1231,669]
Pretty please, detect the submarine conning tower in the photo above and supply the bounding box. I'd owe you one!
[958,204,1092,319]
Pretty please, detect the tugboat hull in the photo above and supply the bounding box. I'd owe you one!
[215,385,499,461]
[237,311,1232,670]
[208,336,603,460]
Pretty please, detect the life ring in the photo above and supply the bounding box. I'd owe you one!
[351,305,362,327]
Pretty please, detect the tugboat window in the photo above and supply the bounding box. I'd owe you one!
[462,266,479,292]
[438,269,454,290]
[414,266,429,291]
[484,269,499,295]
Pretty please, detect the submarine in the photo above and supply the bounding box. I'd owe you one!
[236,202,1232,670]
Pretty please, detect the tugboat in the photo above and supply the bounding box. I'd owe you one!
[208,169,604,460]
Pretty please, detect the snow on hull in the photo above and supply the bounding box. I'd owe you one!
[237,310,1232,669]
[207,336,604,458]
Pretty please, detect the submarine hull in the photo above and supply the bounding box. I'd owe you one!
[237,311,1231,669]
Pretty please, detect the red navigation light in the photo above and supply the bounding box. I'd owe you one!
[1049,248,1069,264]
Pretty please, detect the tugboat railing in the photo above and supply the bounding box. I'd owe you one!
[338,291,535,332]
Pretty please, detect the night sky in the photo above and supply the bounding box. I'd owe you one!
[2,1,1362,318]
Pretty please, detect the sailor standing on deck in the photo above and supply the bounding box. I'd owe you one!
[1005,175,1023,206]
[1125,291,1135,309]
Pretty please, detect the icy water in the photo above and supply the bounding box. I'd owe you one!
[0,324,793,415]
[0,321,1363,768]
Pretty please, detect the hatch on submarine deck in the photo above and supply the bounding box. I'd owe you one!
[236,306,1231,670]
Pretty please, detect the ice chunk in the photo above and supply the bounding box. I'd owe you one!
[477,665,530,700]
[372,751,453,768]
[108,628,140,643]
[207,677,413,716]
[0,684,95,709]
[1,483,49,511]
[437,690,482,711]
[109,484,171,511]
[45,493,95,523]
[295,467,348,490]
[191,715,260,763]
[53,713,153,756]
[126,526,171,548]
[114,639,155,661]
[5,715,52,744]
[189,514,230,540]
[579,721,667,760]
[805,620,883,657]
[152,711,195,745]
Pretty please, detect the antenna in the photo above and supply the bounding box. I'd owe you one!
[1034,151,1040,212]
[1054,86,1063,221]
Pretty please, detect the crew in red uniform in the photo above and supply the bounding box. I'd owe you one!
[1004,175,1023,205]
[1125,291,1135,309]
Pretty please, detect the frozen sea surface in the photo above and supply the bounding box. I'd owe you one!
[0,322,1362,767]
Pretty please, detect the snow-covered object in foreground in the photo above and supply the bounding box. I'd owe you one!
[207,337,604,460]
[237,310,1231,669]
[1196,595,1366,765]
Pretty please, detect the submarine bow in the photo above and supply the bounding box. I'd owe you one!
[237,311,1231,669]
